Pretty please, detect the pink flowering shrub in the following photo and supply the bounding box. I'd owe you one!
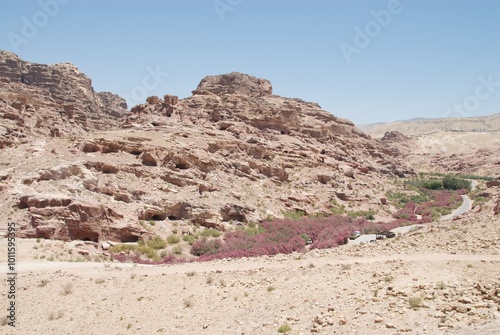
[392,189,463,223]
[112,188,467,265]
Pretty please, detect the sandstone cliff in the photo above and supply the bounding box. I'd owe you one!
[0,51,127,147]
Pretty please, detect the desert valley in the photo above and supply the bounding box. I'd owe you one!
[0,51,499,335]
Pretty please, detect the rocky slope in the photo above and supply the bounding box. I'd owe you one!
[0,53,413,244]
[375,129,500,177]
[0,50,127,148]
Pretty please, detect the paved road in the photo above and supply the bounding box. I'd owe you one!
[441,195,471,221]
[349,181,477,245]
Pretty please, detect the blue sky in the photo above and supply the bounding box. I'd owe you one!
[1,0,499,124]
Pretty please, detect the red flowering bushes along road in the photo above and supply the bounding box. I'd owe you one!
[392,189,465,224]
[192,216,402,261]
[111,188,468,264]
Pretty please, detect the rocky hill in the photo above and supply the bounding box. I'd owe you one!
[363,112,500,179]
[0,50,127,148]
[0,52,414,244]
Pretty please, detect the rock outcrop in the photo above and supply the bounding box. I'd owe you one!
[193,72,272,97]
[0,50,127,147]
[381,131,409,142]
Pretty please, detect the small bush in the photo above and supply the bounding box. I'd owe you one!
[341,263,351,270]
[190,237,222,256]
[384,275,394,283]
[95,278,105,284]
[267,286,276,292]
[183,298,193,308]
[408,296,423,308]
[200,228,221,238]
[61,283,73,296]
[436,281,446,290]
[182,234,197,245]
[173,245,183,255]
[283,210,305,220]
[147,237,167,249]
[48,311,64,321]
[278,324,292,333]
[109,243,137,253]
[37,279,49,287]
[166,234,180,245]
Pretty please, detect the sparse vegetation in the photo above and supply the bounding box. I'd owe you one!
[182,234,197,245]
[166,234,180,245]
[408,296,423,308]
[384,275,394,283]
[147,236,168,249]
[282,210,305,220]
[200,228,222,238]
[347,209,376,220]
[37,279,49,287]
[61,283,73,296]
[183,298,193,308]
[341,263,352,270]
[278,324,292,333]
[172,244,183,255]
[48,310,64,321]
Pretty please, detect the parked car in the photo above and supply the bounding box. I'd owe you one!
[349,231,361,240]
[378,230,396,238]
[384,231,396,238]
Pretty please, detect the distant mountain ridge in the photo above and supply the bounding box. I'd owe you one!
[362,113,500,138]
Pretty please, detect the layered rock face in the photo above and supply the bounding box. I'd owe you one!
[0,51,126,147]
[0,55,415,243]
[193,72,273,97]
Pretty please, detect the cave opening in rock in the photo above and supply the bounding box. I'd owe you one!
[121,235,139,243]
[168,215,180,221]
[227,214,246,222]
[150,214,167,221]
[175,163,189,170]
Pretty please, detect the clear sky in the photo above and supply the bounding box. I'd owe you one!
[1,0,499,124]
